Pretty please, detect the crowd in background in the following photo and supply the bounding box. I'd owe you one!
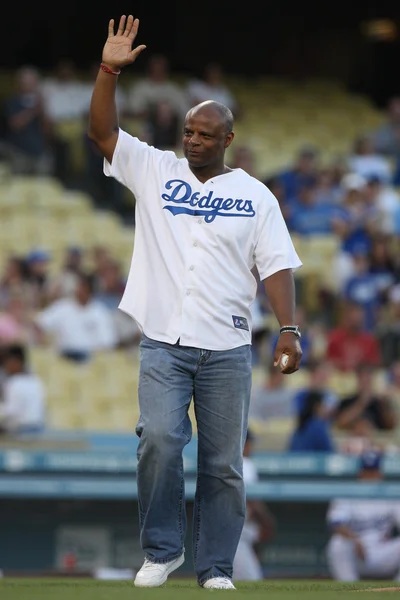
[1,55,400,455]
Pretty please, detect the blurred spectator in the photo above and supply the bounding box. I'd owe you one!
[276,145,319,201]
[364,175,400,234]
[94,259,140,350]
[41,59,88,123]
[233,429,276,581]
[0,294,36,347]
[372,96,400,157]
[34,272,117,363]
[143,100,180,150]
[0,256,31,310]
[326,301,381,371]
[287,182,345,236]
[293,359,338,420]
[342,251,382,331]
[326,450,400,582]
[0,66,53,175]
[186,62,240,116]
[95,259,126,310]
[82,133,127,217]
[25,249,52,309]
[0,344,45,434]
[249,364,295,421]
[376,284,400,368]
[90,245,116,286]
[334,364,397,433]
[263,176,287,211]
[335,173,379,258]
[287,389,335,452]
[347,134,392,183]
[230,145,257,177]
[367,234,397,297]
[338,414,377,456]
[47,247,84,301]
[313,167,343,205]
[40,59,91,183]
[384,360,400,407]
[127,54,189,120]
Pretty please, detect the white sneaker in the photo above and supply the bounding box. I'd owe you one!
[134,553,184,587]
[202,577,236,590]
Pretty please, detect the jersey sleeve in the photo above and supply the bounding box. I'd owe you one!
[103,128,165,200]
[254,189,302,281]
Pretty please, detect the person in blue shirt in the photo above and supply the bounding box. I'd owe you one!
[288,390,335,452]
[288,182,348,237]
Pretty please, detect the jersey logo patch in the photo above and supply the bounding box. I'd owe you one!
[161,179,256,223]
[232,315,249,331]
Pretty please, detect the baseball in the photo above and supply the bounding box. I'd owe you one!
[280,353,289,369]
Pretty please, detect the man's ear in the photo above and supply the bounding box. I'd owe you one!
[225,131,235,149]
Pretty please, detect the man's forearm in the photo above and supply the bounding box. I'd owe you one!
[263,268,296,326]
[88,69,119,143]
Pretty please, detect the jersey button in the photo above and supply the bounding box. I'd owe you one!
[189,265,195,271]
[193,241,198,247]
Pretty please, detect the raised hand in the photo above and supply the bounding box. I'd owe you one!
[102,15,146,71]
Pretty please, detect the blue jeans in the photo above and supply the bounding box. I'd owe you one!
[135,335,252,584]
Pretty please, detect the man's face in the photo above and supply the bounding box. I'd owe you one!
[182,108,233,169]
[3,356,20,375]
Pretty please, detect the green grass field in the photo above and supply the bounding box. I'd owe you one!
[1,579,399,600]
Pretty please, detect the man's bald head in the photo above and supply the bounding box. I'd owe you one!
[186,100,234,134]
[182,100,235,170]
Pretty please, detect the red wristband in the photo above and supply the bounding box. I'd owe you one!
[100,63,121,76]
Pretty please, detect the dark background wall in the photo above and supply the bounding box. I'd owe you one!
[1,1,400,105]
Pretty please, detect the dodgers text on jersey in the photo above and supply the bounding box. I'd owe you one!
[161,179,256,223]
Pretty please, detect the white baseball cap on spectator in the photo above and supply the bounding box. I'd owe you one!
[341,172,367,191]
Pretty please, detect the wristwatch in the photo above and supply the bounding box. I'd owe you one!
[279,325,301,339]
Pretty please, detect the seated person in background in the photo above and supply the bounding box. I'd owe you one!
[249,363,295,421]
[326,450,400,582]
[233,430,276,581]
[293,359,338,420]
[127,53,189,120]
[276,145,319,201]
[334,363,397,433]
[372,95,400,157]
[287,390,336,452]
[347,134,392,183]
[338,414,380,456]
[287,181,346,237]
[0,66,53,175]
[34,272,117,363]
[0,344,45,434]
[186,62,239,117]
[326,301,381,372]
[377,284,400,368]
[143,100,180,150]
